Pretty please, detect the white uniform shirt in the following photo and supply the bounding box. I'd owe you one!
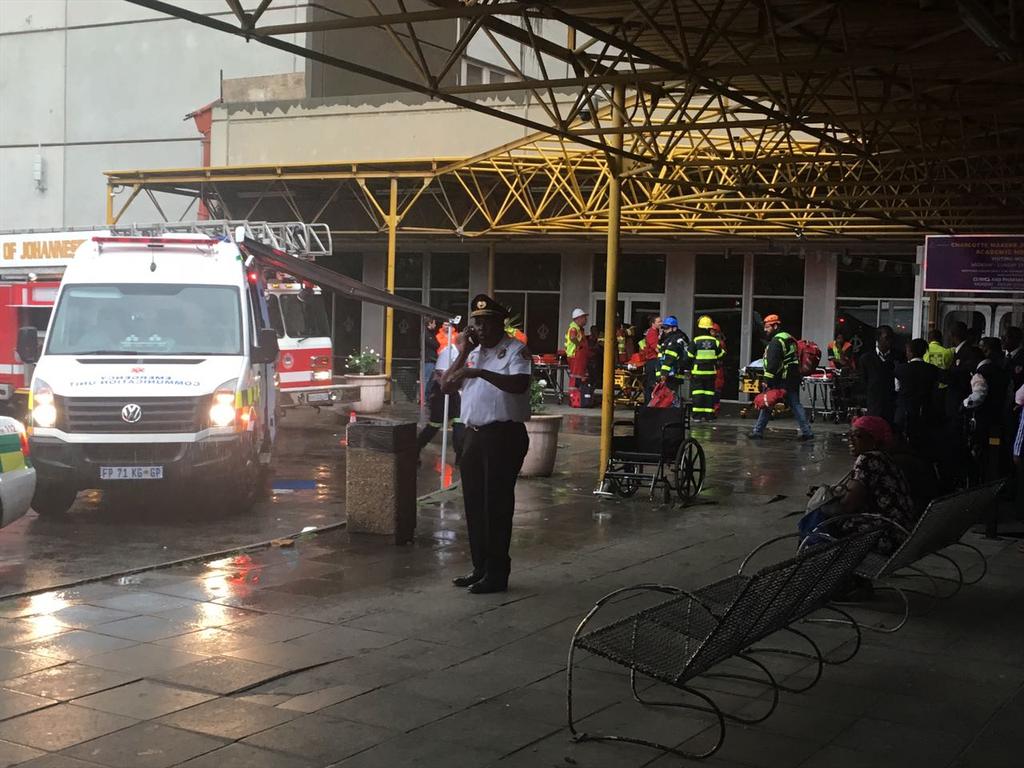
[435,343,459,374]
[459,335,532,426]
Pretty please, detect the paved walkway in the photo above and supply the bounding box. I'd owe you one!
[0,423,1020,767]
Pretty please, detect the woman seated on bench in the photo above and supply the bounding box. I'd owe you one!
[802,416,917,556]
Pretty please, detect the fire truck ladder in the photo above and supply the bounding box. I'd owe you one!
[109,219,448,318]
[111,220,331,259]
[235,234,448,321]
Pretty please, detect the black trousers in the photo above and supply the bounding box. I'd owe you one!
[691,372,716,416]
[460,421,529,581]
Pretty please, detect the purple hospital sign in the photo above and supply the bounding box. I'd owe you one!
[925,234,1024,294]
[924,235,1024,293]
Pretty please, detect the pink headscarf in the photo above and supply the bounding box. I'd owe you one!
[851,415,893,447]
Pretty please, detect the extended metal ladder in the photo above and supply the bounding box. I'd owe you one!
[110,220,331,259]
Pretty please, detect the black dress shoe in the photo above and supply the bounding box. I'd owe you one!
[452,572,484,587]
[468,579,508,594]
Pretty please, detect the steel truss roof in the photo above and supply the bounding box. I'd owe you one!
[122,0,1024,235]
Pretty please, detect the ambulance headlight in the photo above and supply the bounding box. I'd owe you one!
[31,379,57,429]
[209,379,238,428]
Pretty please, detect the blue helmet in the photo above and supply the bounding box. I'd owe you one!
[662,315,679,328]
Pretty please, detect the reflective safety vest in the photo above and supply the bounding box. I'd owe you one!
[690,334,724,376]
[925,340,953,370]
[763,331,797,383]
[565,320,584,358]
[658,330,691,381]
[827,340,850,364]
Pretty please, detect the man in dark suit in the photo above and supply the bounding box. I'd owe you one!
[859,325,900,426]
[939,321,983,489]
[944,321,983,418]
[895,337,939,455]
[1003,326,1024,394]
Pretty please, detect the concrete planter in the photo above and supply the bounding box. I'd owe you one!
[343,374,389,413]
[520,414,562,477]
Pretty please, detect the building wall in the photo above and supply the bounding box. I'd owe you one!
[0,0,308,230]
[208,95,575,165]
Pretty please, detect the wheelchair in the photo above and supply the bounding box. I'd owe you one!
[603,403,707,503]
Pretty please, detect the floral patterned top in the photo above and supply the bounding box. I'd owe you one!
[839,451,916,555]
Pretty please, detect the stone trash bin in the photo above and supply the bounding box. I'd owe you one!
[345,418,417,544]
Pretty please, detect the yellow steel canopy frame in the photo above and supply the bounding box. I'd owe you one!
[111,0,1024,485]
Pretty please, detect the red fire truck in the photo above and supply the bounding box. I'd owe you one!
[0,222,354,416]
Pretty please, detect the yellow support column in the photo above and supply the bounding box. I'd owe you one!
[384,177,398,400]
[105,184,114,225]
[599,85,625,486]
[487,242,496,295]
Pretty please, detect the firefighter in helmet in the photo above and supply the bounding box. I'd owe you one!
[657,316,691,402]
[690,315,724,422]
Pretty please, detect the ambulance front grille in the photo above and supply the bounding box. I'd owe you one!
[57,396,205,433]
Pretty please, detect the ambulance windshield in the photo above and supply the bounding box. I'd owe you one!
[46,284,243,356]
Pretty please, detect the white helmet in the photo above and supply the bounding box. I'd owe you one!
[571,307,587,320]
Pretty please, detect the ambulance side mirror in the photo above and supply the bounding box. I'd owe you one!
[252,328,279,365]
[17,327,40,364]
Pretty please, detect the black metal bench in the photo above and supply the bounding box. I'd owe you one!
[804,480,1004,633]
[603,405,706,503]
[565,530,880,760]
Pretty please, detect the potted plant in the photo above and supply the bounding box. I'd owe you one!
[520,377,563,477]
[342,347,388,413]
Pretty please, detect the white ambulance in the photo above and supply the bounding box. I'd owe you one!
[20,234,279,516]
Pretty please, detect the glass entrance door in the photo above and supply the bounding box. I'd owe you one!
[593,294,664,332]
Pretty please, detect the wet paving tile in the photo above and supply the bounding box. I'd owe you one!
[319,687,457,731]
[151,627,263,656]
[152,656,287,695]
[334,732,503,768]
[150,602,259,631]
[14,631,138,663]
[62,721,227,768]
[0,738,45,766]
[221,614,330,643]
[51,606,137,630]
[242,713,397,764]
[79,644,207,677]
[0,650,65,680]
[0,688,57,721]
[91,616,194,643]
[0,703,137,751]
[276,683,378,713]
[174,742,318,768]
[89,593,197,615]
[0,619,70,649]
[156,696,298,740]
[73,679,216,720]
[0,664,139,702]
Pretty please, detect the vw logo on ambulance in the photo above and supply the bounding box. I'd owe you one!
[120,404,143,424]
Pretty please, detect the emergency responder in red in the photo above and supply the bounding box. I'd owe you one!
[657,315,691,401]
[565,308,589,393]
[828,330,855,370]
[749,314,814,441]
[442,294,531,595]
[711,321,727,416]
[642,315,662,403]
[690,315,724,421]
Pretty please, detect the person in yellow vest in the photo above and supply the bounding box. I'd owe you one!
[924,328,953,372]
[564,308,588,389]
[924,327,953,420]
[690,315,725,422]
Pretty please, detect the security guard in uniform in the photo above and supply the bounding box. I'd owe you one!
[690,315,724,421]
[657,315,691,401]
[441,295,531,594]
